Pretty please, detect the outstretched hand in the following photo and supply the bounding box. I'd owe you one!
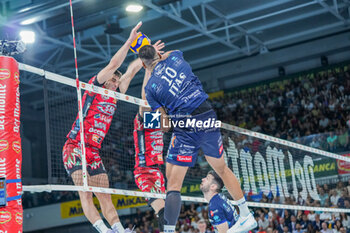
[128,21,142,43]
[152,40,165,54]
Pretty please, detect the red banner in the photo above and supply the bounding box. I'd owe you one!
[0,56,23,233]
[338,153,350,175]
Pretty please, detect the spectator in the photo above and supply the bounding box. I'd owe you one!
[319,188,329,206]
[333,220,343,233]
[292,223,303,233]
[277,218,288,233]
[313,214,323,231]
[337,190,348,208]
[320,212,332,222]
[289,215,298,232]
[283,226,291,233]
[338,128,349,150]
[340,213,350,229]
[197,219,210,233]
[321,222,332,233]
[259,213,269,231]
[309,137,321,149]
[305,223,315,233]
[333,225,340,233]
[319,115,330,130]
[299,214,310,232]
[330,190,340,207]
[307,211,316,222]
[327,132,338,152]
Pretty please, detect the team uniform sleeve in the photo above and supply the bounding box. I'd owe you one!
[170,50,183,59]
[145,86,162,111]
[209,205,227,226]
[91,75,103,87]
[86,75,103,96]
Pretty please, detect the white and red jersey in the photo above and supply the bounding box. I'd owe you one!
[67,76,117,149]
[133,113,164,168]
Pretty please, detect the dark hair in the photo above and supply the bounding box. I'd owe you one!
[114,69,122,77]
[208,170,224,192]
[139,45,156,65]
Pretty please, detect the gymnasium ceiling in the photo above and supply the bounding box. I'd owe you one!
[1,0,350,109]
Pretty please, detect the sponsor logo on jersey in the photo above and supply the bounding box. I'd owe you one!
[88,128,106,137]
[0,69,10,80]
[97,102,116,116]
[12,141,21,154]
[0,140,9,152]
[0,211,11,224]
[15,212,23,225]
[157,154,163,162]
[177,155,192,163]
[102,94,110,100]
[94,121,106,130]
[92,134,102,143]
[154,63,166,77]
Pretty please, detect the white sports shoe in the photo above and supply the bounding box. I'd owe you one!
[227,213,257,233]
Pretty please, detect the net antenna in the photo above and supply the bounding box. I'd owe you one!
[68,0,88,189]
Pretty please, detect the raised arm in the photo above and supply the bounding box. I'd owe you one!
[138,68,152,115]
[96,22,142,85]
[118,58,143,94]
[141,69,151,100]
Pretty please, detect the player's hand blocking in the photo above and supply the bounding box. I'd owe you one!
[128,21,142,44]
[152,40,165,55]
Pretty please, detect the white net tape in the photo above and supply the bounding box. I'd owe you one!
[19,63,350,213]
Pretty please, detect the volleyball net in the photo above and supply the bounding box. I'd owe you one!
[19,63,350,213]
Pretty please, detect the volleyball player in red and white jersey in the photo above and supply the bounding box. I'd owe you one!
[133,68,169,233]
[62,21,163,233]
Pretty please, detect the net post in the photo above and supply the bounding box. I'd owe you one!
[43,75,52,184]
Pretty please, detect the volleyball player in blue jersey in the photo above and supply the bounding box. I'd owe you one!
[138,46,257,233]
[201,170,243,233]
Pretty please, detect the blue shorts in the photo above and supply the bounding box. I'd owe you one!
[167,109,224,167]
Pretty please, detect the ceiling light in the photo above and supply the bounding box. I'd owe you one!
[20,17,38,25]
[126,4,143,12]
[20,31,35,44]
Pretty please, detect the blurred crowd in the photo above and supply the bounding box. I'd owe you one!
[210,65,350,152]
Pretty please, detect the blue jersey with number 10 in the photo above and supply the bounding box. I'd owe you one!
[144,51,208,116]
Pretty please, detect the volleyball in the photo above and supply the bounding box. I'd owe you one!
[130,32,150,54]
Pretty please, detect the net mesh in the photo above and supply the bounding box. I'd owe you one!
[20,63,350,212]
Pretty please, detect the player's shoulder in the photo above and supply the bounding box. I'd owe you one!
[170,50,182,57]
[163,50,182,59]
[210,194,224,207]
